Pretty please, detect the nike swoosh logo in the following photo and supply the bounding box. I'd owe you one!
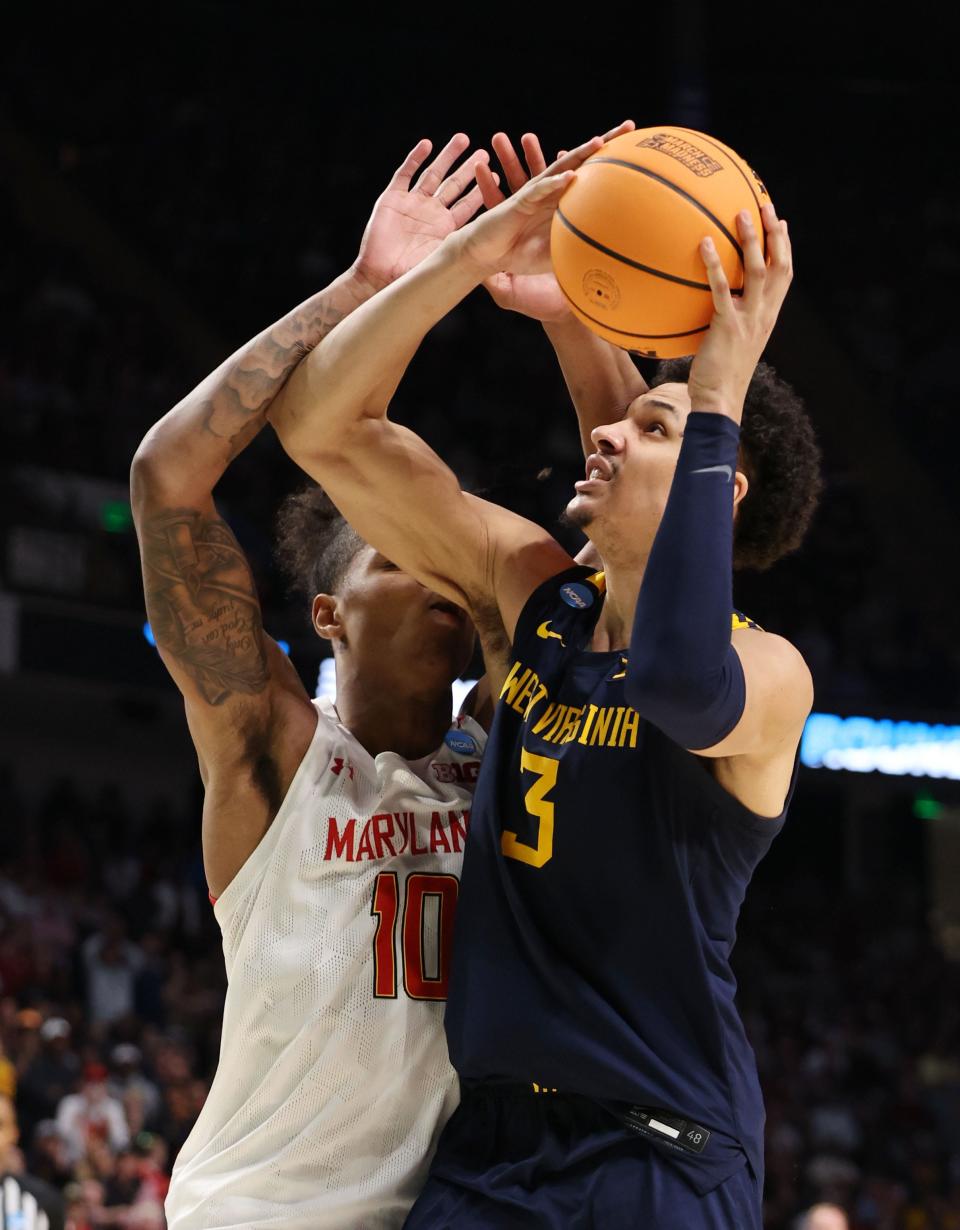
[691,464,733,481]
[537,621,565,645]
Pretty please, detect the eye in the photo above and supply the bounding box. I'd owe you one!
[644,420,666,435]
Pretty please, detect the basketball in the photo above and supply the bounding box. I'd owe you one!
[549,126,772,358]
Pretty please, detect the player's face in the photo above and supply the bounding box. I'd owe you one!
[564,383,744,559]
[321,547,476,683]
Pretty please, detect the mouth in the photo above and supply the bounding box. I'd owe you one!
[574,452,614,493]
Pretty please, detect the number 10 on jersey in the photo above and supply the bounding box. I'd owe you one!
[370,872,459,1001]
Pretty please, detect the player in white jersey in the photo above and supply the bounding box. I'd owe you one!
[131,134,505,1229]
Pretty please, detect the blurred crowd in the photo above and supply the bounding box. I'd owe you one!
[0,768,221,1228]
[0,771,957,1228]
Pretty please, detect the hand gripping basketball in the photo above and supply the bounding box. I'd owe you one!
[479,123,635,322]
[687,204,793,420]
[455,134,609,280]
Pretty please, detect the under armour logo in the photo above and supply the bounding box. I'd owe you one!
[331,757,355,781]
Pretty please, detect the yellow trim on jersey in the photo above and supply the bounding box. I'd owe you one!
[586,571,606,593]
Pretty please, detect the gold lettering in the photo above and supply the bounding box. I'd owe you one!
[532,702,560,735]
[589,707,615,746]
[544,705,569,743]
[512,670,539,716]
[619,707,640,748]
[560,706,584,744]
[578,704,598,745]
[500,663,530,707]
[524,682,549,721]
[607,707,625,747]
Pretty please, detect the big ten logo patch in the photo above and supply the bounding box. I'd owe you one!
[432,760,480,785]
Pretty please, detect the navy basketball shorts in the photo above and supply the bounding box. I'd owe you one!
[403,1085,762,1230]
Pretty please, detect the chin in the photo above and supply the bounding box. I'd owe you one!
[560,496,593,530]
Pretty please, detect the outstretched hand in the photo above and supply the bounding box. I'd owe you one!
[478,121,635,321]
[688,204,793,420]
[456,126,638,282]
[352,134,493,293]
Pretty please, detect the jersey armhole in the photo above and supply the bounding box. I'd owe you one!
[511,565,598,656]
[213,701,329,929]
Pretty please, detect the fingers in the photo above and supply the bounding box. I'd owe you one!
[600,118,635,143]
[520,132,548,177]
[435,150,490,205]
[737,210,767,307]
[476,160,506,210]
[491,132,530,194]
[761,201,793,286]
[388,138,433,190]
[700,236,733,316]
[545,135,605,177]
[516,170,576,211]
[414,132,471,195]
[451,177,498,227]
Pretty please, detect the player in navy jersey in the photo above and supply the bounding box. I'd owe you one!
[271,128,821,1228]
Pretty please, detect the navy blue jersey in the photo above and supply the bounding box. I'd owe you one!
[445,566,796,1192]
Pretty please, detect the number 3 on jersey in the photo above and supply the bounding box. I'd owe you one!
[371,872,458,1001]
[501,750,558,869]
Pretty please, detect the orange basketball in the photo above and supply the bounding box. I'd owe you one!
[550,126,772,358]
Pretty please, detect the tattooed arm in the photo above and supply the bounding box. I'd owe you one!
[131,278,365,896]
[131,135,489,895]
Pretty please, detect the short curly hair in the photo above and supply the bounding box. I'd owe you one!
[651,358,822,570]
[274,484,366,601]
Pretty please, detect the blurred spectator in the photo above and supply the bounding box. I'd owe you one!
[16,1020,80,1141]
[82,923,143,1030]
[107,1046,160,1128]
[55,1063,128,1165]
[0,1093,65,1229]
[797,1205,849,1230]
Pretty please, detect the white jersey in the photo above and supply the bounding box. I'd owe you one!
[165,698,486,1230]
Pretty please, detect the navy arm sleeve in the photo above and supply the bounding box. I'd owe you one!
[624,411,746,750]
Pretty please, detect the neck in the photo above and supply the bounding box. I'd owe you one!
[333,657,453,760]
[590,549,648,653]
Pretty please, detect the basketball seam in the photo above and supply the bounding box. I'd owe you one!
[671,127,768,261]
[557,281,711,341]
[584,157,745,266]
[555,209,714,292]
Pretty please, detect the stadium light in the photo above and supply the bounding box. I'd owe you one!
[801,713,960,780]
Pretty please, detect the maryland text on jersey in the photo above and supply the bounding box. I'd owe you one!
[323,808,471,862]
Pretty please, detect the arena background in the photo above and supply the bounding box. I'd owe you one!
[1,8,957,1228]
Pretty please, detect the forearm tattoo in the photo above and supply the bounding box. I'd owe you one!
[142,508,269,705]
[203,296,348,459]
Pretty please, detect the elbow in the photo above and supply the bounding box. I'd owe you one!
[129,440,184,517]
[129,444,159,515]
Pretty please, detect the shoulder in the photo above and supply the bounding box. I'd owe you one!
[732,626,813,720]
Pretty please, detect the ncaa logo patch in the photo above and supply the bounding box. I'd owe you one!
[444,730,478,757]
[560,582,594,610]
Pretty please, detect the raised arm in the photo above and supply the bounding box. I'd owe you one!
[480,128,649,457]
[623,206,813,813]
[268,139,618,640]
[131,134,492,894]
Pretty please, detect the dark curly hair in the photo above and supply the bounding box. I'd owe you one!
[651,358,822,570]
[274,484,366,601]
